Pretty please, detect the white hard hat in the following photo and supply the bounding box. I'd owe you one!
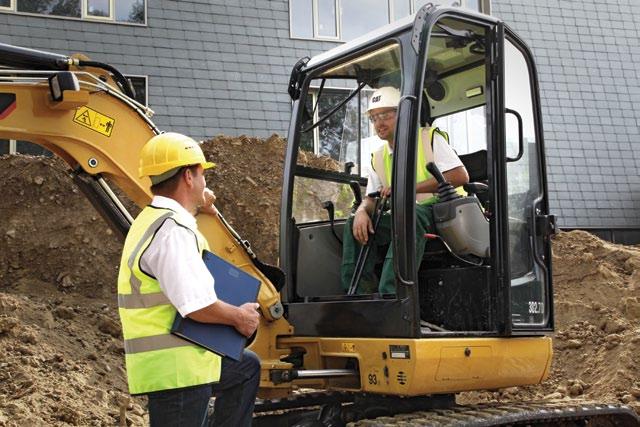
[367,87,400,113]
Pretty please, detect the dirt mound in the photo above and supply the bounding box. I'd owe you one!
[1,139,639,425]
[547,231,640,407]
[460,230,640,412]
[0,135,340,426]
[201,134,286,265]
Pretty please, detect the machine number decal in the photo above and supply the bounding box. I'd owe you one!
[73,106,115,137]
[528,301,544,314]
[341,342,355,352]
[367,373,378,385]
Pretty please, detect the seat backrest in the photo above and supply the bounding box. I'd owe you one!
[458,150,487,182]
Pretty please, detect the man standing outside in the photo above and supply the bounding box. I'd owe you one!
[117,132,260,426]
[341,87,469,294]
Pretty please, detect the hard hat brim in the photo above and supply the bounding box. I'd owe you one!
[202,161,216,170]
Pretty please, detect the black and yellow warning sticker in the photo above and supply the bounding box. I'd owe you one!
[73,106,115,137]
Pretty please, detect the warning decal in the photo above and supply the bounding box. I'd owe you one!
[73,106,115,137]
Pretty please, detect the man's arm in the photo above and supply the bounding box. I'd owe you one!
[352,196,377,244]
[188,301,260,337]
[415,165,469,194]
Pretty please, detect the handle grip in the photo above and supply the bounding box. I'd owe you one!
[426,162,446,184]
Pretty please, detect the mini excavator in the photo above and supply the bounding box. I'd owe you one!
[1,3,638,426]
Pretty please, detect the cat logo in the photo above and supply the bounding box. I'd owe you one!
[371,95,381,103]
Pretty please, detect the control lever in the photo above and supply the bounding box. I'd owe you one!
[426,162,460,202]
[347,191,388,295]
[348,181,362,211]
[321,201,342,245]
[344,161,355,175]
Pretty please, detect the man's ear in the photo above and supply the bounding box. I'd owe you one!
[183,167,194,188]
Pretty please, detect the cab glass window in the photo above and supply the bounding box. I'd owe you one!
[292,43,401,298]
[504,38,547,327]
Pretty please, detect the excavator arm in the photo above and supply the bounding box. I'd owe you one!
[0,43,294,397]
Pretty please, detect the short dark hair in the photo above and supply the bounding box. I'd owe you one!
[150,164,199,195]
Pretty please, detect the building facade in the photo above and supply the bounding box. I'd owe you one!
[0,0,638,239]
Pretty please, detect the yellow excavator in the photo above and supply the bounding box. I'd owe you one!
[0,3,638,426]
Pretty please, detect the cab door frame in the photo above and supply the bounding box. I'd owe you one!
[396,7,507,337]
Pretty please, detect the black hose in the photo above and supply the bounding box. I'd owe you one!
[78,60,136,100]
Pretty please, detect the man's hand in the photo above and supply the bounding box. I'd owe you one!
[234,302,260,337]
[199,188,219,215]
[352,209,374,245]
[380,186,391,198]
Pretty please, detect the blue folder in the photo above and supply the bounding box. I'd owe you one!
[170,250,261,361]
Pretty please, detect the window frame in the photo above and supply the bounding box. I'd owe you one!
[289,0,489,42]
[314,0,340,40]
[0,0,147,26]
[84,0,113,21]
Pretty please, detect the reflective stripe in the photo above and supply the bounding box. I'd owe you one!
[124,333,196,354]
[118,292,170,309]
[127,212,173,295]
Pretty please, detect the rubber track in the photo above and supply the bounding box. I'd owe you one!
[349,401,640,426]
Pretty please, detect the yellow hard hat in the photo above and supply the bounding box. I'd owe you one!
[139,132,215,179]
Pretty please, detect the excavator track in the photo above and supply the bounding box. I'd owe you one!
[351,402,640,426]
[254,392,640,427]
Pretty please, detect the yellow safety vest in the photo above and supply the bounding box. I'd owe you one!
[371,127,465,205]
[117,205,221,395]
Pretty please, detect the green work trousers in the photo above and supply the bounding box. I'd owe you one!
[341,203,435,294]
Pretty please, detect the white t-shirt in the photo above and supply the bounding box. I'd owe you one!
[139,196,217,317]
[365,130,463,194]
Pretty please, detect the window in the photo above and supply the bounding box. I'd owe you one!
[300,86,375,176]
[17,0,81,18]
[297,43,402,181]
[2,0,145,24]
[126,75,148,106]
[290,0,485,41]
[87,0,110,18]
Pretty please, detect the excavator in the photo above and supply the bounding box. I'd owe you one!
[1,3,638,426]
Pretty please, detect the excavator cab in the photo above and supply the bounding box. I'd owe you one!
[283,5,556,340]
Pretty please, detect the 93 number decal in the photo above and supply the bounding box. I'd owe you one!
[528,301,544,314]
[368,373,378,385]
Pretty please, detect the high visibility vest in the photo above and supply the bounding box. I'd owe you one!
[371,127,465,205]
[117,205,221,395]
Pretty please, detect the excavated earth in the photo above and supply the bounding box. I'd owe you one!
[1,135,639,425]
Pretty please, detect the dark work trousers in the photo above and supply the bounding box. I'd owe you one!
[147,349,260,427]
[341,203,435,294]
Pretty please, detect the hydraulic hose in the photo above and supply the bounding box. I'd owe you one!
[0,43,136,100]
[77,60,136,100]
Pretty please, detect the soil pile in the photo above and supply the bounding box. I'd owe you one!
[0,155,136,425]
[1,136,639,425]
[459,230,640,412]
[545,230,640,408]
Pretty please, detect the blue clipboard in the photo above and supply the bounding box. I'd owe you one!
[170,250,261,361]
